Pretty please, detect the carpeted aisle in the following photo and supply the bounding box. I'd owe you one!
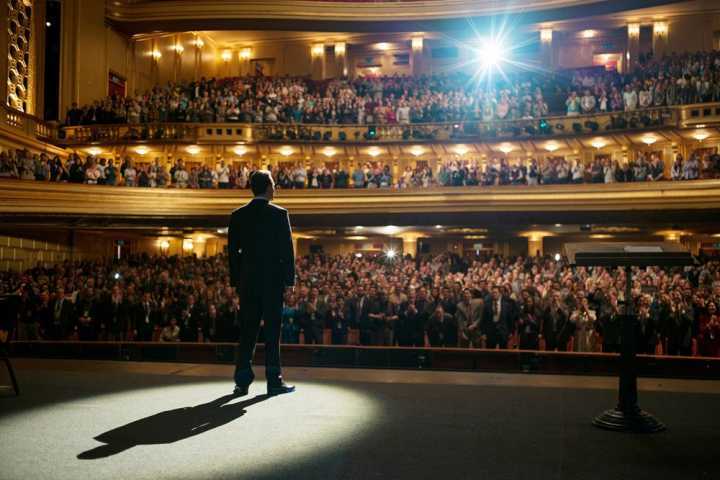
[0,360,717,480]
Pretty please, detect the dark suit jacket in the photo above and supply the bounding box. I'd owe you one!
[228,198,295,299]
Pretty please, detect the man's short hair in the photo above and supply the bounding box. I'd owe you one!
[250,170,274,196]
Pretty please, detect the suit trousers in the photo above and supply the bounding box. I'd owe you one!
[235,288,283,387]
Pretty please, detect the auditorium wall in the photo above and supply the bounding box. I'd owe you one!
[0,232,115,272]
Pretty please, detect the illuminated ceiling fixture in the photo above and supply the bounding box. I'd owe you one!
[454,145,469,156]
[182,239,194,251]
[375,42,391,51]
[435,225,442,229]
[641,135,657,146]
[544,142,560,152]
[186,145,201,155]
[590,138,607,150]
[540,28,553,43]
[233,146,247,156]
[498,143,514,154]
[693,130,709,142]
[279,146,294,157]
[355,226,364,231]
[367,147,381,158]
[86,147,102,156]
[135,146,149,155]
[221,50,232,62]
[346,236,368,241]
[465,235,486,240]
[580,29,597,38]
[409,146,425,157]
[589,234,613,239]
[322,147,337,158]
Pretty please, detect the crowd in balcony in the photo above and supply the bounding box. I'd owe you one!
[63,50,720,128]
[1,147,719,188]
[2,251,719,357]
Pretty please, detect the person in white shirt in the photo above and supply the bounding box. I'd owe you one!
[174,166,189,188]
[216,160,230,189]
[123,163,137,187]
[396,101,410,125]
[623,85,638,111]
[580,90,596,114]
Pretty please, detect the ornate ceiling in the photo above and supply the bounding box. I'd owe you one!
[107,0,687,34]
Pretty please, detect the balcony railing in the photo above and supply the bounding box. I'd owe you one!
[0,104,58,142]
[57,105,706,146]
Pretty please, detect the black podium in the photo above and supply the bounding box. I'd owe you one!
[565,242,694,433]
[0,294,20,396]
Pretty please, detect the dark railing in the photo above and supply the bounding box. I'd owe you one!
[57,105,693,145]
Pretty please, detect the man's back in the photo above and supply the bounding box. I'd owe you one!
[228,198,295,298]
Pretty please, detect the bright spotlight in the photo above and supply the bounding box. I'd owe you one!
[554,253,561,262]
[386,249,397,259]
[477,37,507,71]
[113,272,121,280]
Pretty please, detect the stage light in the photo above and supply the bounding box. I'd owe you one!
[477,37,507,71]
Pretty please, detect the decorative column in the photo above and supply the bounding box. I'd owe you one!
[539,28,553,69]
[396,232,421,259]
[627,23,640,73]
[310,43,325,80]
[334,42,347,78]
[411,36,424,76]
[652,21,669,59]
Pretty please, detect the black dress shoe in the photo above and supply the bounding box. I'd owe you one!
[233,385,249,397]
[267,382,295,395]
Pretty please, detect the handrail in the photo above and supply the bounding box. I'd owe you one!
[0,104,58,141]
[57,104,693,146]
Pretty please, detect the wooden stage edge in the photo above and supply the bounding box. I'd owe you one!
[8,341,720,380]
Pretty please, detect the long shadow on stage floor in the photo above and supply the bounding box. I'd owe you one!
[78,393,271,459]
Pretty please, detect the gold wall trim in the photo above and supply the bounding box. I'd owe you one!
[2,179,720,218]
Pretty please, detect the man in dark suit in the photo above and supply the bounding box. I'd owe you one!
[229,170,295,397]
[47,287,75,340]
[482,286,517,349]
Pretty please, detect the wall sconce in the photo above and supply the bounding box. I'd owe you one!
[239,48,252,60]
[627,23,640,39]
[540,29,553,43]
[171,43,184,54]
[151,49,162,60]
[311,44,324,57]
[221,50,232,62]
[653,21,668,37]
[334,42,346,56]
[182,239,194,251]
[193,38,204,49]
[159,240,170,252]
[411,37,423,51]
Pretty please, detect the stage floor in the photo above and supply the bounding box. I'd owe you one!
[0,359,718,480]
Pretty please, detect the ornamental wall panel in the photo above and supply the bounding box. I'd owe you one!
[6,0,33,112]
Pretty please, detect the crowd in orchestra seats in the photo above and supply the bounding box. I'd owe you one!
[2,148,719,188]
[2,251,719,357]
[63,50,720,127]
